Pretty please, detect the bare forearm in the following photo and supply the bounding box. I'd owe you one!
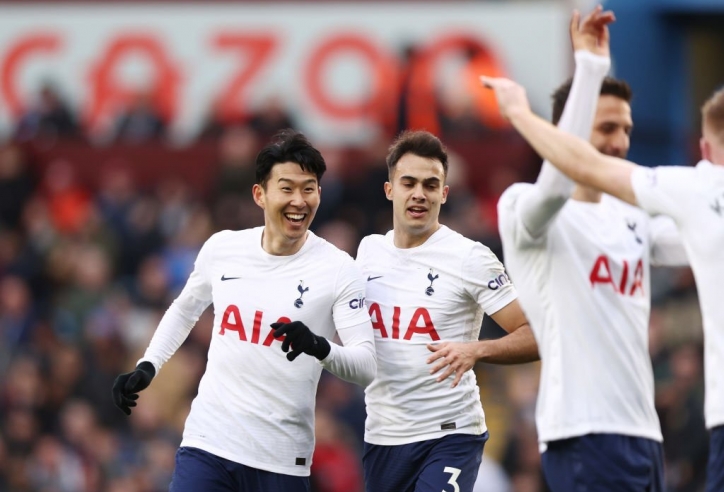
[477,324,539,364]
[511,109,603,185]
[509,109,637,204]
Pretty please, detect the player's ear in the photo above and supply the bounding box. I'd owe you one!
[252,183,266,209]
[384,182,392,201]
[441,185,449,204]
[701,137,712,162]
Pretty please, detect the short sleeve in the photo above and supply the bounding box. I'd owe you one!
[648,215,688,267]
[631,166,698,221]
[462,242,518,316]
[355,236,370,265]
[332,258,372,330]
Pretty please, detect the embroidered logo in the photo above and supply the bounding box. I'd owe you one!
[711,192,724,217]
[294,281,309,308]
[426,269,439,296]
[626,220,642,244]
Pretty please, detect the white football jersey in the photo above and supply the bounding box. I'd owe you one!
[140,228,373,476]
[632,160,724,429]
[357,226,518,445]
[498,187,686,444]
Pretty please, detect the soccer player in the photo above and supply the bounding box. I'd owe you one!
[356,130,539,492]
[111,130,376,492]
[483,74,724,492]
[433,8,690,491]
[483,22,724,492]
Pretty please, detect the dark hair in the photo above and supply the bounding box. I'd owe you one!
[386,130,448,178]
[551,76,633,125]
[255,129,326,186]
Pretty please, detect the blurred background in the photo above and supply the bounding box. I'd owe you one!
[0,0,721,491]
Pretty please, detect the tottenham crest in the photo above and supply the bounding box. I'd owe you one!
[294,281,309,308]
[426,269,439,296]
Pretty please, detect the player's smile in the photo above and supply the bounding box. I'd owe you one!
[284,212,308,225]
[253,162,321,255]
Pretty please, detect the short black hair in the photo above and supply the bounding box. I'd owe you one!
[551,76,633,125]
[386,130,448,179]
[255,129,326,187]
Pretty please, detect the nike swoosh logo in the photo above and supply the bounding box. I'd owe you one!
[367,276,383,281]
[221,275,241,281]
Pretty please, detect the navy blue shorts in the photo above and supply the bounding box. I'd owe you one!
[541,433,664,492]
[707,425,724,492]
[169,446,310,492]
[363,432,488,492]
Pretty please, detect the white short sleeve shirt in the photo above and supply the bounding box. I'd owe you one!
[357,226,517,445]
[632,161,724,429]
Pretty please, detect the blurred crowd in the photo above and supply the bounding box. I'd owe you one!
[0,76,709,492]
[7,37,509,149]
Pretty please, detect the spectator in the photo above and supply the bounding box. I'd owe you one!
[41,158,92,235]
[0,145,35,229]
[15,83,79,141]
[0,276,38,370]
[311,409,364,492]
[114,90,166,144]
[657,344,708,491]
[209,125,263,231]
[248,96,298,138]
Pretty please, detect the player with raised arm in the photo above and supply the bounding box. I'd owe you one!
[111,130,376,492]
[433,7,690,491]
[356,130,539,492]
[483,71,724,492]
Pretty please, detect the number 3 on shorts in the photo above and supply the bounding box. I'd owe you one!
[442,466,461,492]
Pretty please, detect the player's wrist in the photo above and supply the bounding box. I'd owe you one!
[573,50,611,75]
[475,341,492,362]
[507,105,533,127]
[312,335,331,360]
[135,361,157,383]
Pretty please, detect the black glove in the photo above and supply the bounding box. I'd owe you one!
[112,361,156,415]
[272,321,331,361]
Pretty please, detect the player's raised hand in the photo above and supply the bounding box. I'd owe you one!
[272,321,331,361]
[426,342,478,388]
[570,5,615,57]
[479,76,530,122]
[112,361,156,415]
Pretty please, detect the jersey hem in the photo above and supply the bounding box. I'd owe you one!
[180,439,311,477]
[706,413,724,430]
[364,423,487,446]
[537,423,663,444]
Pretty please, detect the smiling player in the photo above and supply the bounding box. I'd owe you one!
[112,129,376,492]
